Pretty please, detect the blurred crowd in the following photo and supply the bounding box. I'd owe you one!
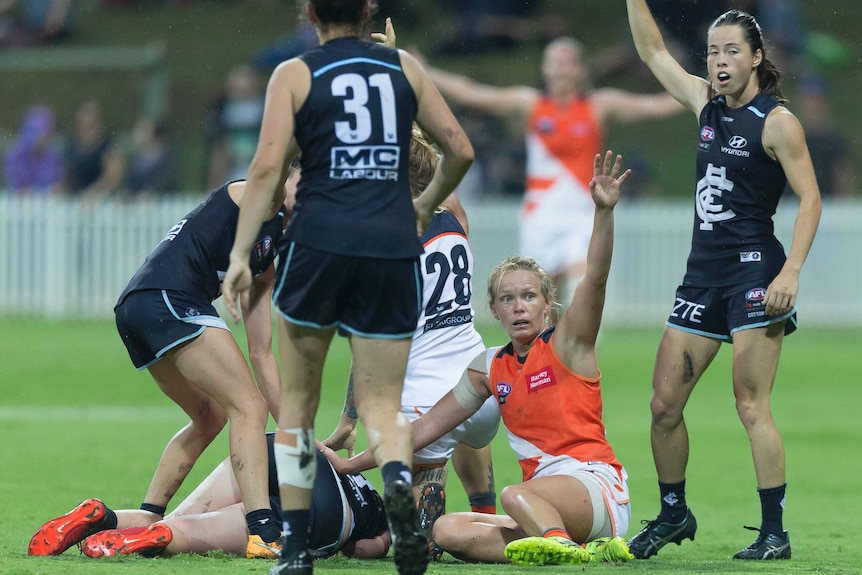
[0,0,856,201]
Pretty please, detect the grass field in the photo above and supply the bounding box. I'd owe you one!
[1,317,860,574]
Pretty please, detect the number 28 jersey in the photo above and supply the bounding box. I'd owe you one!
[289,37,421,259]
[403,209,484,407]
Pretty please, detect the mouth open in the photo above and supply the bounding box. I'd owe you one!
[716,72,731,85]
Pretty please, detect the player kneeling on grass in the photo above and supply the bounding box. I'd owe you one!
[321,152,635,566]
[28,434,390,560]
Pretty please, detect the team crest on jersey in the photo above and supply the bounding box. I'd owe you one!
[698,126,715,152]
[535,116,555,133]
[526,366,557,394]
[496,382,512,405]
[185,307,199,317]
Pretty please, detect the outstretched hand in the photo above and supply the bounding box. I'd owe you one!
[589,150,631,210]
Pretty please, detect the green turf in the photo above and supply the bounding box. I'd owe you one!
[1,317,860,573]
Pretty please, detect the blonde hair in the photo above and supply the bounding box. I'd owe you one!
[408,125,439,199]
[487,256,561,325]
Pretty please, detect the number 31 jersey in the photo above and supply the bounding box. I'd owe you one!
[402,209,484,407]
[290,37,421,260]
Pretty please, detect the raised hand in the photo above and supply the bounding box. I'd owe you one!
[589,150,631,210]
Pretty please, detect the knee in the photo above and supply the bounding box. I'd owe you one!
[734,394,767,429]
[432,514,460,551]
[191,399,228,440]
[499,484,525,515]
[649,393,682,427]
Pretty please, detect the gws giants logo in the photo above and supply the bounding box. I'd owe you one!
[496,382,512,405]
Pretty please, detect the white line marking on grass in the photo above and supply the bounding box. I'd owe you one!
[0,406,185,422]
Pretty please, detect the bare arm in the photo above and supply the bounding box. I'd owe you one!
[241,265,280,421]
[592,88,685,124]
[424,65,538,120]
[320,369,490,475]
[762,108,822,315]
[223,58,305,321]
[625,0,711,114]
[342,529,391,559]
[553,152,630,376]
[399,51,475,234]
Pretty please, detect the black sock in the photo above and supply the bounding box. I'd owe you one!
[758,483,786,535]
[102,507,118,530]
[246,508,281,543]
[280,509,311,557]
[657,480,687,523]
[139,503,166,517]
[381,461,412,486]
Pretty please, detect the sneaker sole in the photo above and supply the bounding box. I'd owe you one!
[384,480,429,575]
[28,498,106,556]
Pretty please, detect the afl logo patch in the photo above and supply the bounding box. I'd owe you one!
[728,135,747,149]
[745,288,766,302]
[700,126,715,141]
[496,382,512,405]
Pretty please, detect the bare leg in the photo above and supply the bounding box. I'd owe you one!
[433,512,524,562]
[160,328,271,515]
[451,442,495,510]
[731,325,786,488]
[162,504,248,556]
[349,335,414,469]
[650,327,720,482]
[499,475,595,543]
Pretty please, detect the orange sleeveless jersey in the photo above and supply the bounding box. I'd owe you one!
[488,328,622,482]
[525,96,603,199]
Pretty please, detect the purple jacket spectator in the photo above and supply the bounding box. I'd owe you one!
[3,105,65,195]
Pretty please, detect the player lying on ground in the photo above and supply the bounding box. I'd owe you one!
[28,434,390,559]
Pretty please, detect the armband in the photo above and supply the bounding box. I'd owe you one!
[452,370,486,412]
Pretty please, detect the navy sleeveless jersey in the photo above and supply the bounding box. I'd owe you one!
[685,94,788,286]
[117,182,285,304]
[288,37,421,258]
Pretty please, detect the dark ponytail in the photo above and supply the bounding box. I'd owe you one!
[709,10,786,103]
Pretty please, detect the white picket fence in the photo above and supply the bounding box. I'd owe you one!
[1,194,860,326]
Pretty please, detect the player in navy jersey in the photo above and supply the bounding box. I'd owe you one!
[219,4,473,575]
[322,126,501,561]
[221,2,473,574]
[103,170,297,561]
[30,435,390,560]
[625,0,821,561]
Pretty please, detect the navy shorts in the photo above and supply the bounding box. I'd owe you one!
[114,289,228,369]
[666,282,798,343]
[273,241,421,338]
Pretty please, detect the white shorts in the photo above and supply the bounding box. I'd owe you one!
[532,456,631,540]
[404,397,500,465]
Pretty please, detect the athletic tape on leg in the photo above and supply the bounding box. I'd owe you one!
[273,428,317,489]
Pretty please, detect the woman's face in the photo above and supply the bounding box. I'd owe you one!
[542,42,585,97]
[706,25,761,96]
[490,269,550,347]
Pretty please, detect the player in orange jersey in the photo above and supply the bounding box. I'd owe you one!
[418,38,681,300]
[321,150,635,565]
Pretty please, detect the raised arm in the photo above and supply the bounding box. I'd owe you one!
[762,108,822,315]
[553,151,630,376]
[399,50,475,234]
[625,0,710,114]
[592,88,685,124]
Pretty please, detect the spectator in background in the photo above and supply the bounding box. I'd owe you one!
[65,99,125,203]
[203,64,264,189]
[123,117,179,199]
[791,74,856,200]
[3,105,65,196]
[0,0,76,47]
